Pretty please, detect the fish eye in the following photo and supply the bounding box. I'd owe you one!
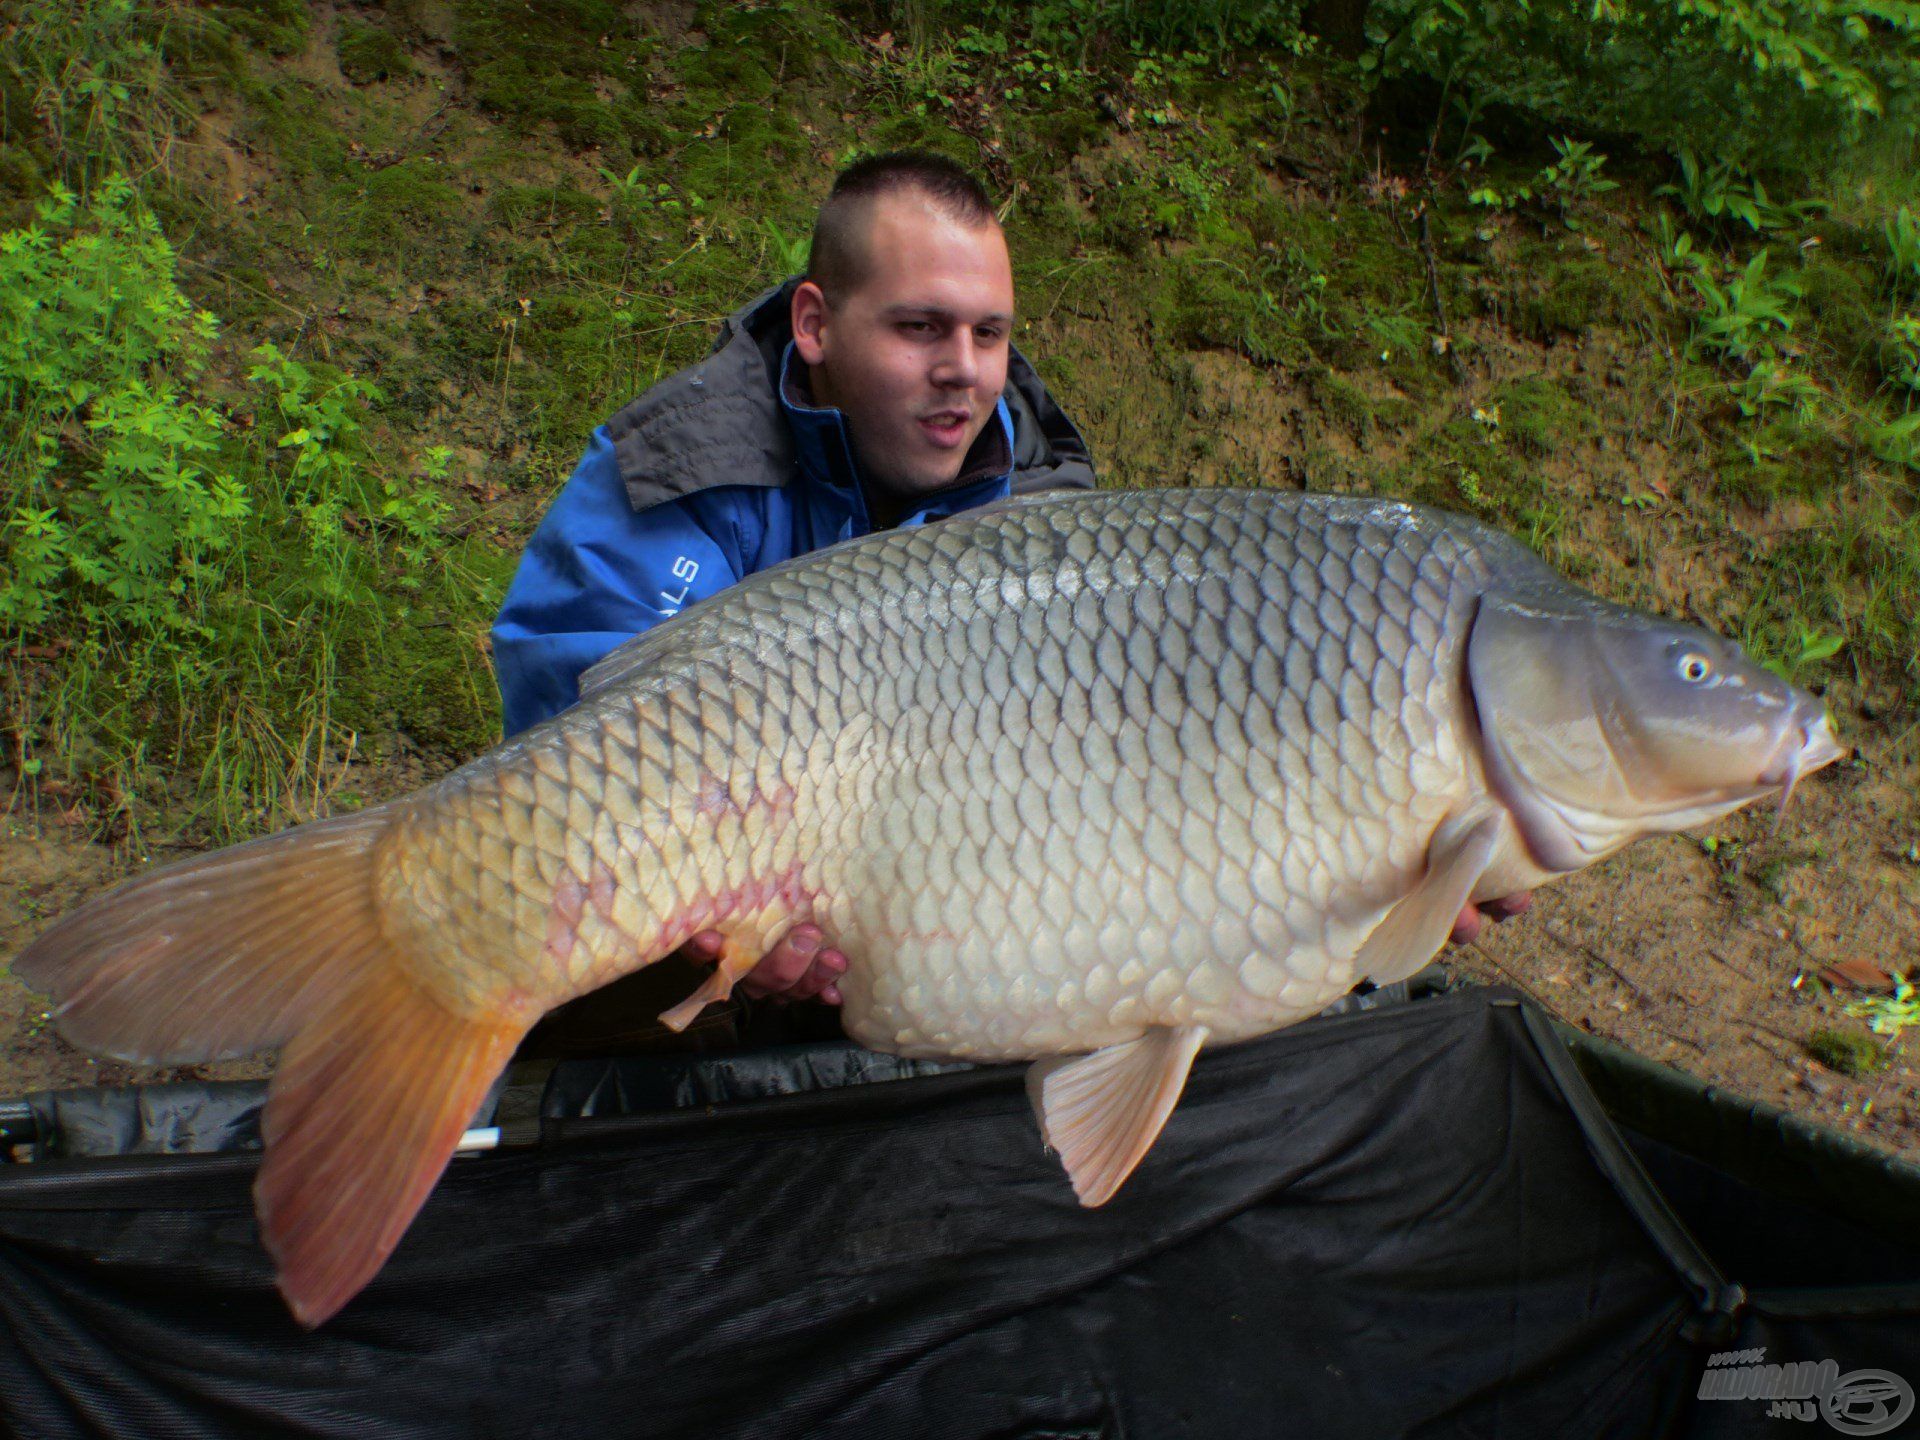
[1679,653,1712,683]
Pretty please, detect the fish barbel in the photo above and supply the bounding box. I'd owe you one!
[13,488,1842,1325]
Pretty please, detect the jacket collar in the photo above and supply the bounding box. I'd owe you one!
[604,280,799,513]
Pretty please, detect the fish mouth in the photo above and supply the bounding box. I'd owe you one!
[1758,708,1846,826]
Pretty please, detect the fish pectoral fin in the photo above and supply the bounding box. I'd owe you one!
[1357,814,1502,986]
[1025,1023,1210,1208]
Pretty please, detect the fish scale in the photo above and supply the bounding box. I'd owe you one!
[15,485,1841,1326]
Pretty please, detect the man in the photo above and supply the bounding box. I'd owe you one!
[493,152,1094,1021]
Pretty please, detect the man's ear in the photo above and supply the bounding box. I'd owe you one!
[791,281,830,366]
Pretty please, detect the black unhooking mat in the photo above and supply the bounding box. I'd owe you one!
[2,987,1918,1439]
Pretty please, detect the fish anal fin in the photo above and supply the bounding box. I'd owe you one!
[1026,1024,1210,1208]
[1357,814,1502,986]
[258,970,530,1329]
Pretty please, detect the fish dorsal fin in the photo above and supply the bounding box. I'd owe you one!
[1026,1024,1210,1207]
[576,629,684,702]
[1357,814,1502,985]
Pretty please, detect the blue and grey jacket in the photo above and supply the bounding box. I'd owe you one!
[490,279,1097,736]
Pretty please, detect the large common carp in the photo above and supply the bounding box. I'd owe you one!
[14,488,1841,1326]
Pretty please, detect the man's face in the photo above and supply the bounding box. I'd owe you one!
[792,193,1015,501]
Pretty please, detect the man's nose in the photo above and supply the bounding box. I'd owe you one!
[932,331,980,388]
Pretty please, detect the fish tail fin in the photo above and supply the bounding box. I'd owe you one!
[13,806,403,1063]
[12,803,533,1327]
[259,967,525,1327]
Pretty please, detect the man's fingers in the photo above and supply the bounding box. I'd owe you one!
[1485,893,1533,921]
[680,929,725,964]
[784,949,848,1003]
[685,924,845,1005]
[1448,892,1535,946]
[1449,904,1484,946]
[737,925,825,999]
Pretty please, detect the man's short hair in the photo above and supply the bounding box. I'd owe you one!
[807,151,997,299]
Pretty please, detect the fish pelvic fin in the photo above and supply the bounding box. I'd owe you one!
[11,802,535,1327]
[260,967,526,1328]
[1026,1023,1209,1208]
[657,937,762,1032]
[1358,814,1502,985]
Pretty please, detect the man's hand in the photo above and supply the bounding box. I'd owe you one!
[1450,893,1532,945]
[681,924,848,1005]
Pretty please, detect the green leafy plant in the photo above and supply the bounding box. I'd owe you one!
[1884,313,1920,394]
[1654,214,1713,282]
[1262,70,1297,141]
[1760,621,1847,681]
[1868,407,1920,469]
[1364,307,1428,363]
[1843,974,1920,1042]
[1467,179,1533,212]
[601,169,704,221]
[1657,151,1814,234]
[1536,137,1618,212]
[1469,138,1615,223]
[882,24,1095,118]
[1003,51,1089,105]
[5,0,186,183]
[1886,206,1920,296]
[599,164,650,205]
[0,176,246,638]
[0,177,478,837]
[1165,159,1226,218]
[1368,0,1920,178]
[760,219,811,280]
[1687,249,1804,366]
[961,1,1308,67]
[1729,356,1822,417]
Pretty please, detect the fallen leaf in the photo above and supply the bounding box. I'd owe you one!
[1821,959,1897,993]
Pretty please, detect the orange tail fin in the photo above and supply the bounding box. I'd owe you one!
[259,966,524,1327]
[11,805,533,1327]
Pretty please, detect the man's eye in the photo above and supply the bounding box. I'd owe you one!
[976,327,1005,344]
[901,321,934,335]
